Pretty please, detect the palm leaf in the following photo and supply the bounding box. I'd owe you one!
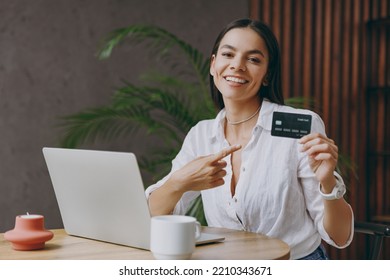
[186,196,207,225]
[97,24,214,112]
[58,105,177,149]
[112,83,199,134]
[285,96,315,109]
[138,147,180,181]
[138,72,217,120]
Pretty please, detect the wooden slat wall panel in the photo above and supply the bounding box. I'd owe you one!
[250,0,389,260]
[366,0,389,260]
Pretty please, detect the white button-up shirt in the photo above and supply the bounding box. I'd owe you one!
[145,99,354,259]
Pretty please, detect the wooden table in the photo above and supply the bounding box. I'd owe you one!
[1,227,290,260]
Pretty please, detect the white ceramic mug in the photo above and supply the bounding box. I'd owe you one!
[150,215,201,260]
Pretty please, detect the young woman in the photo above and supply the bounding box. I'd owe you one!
[145,18,353,260]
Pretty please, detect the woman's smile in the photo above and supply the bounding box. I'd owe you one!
[224,75,249,85]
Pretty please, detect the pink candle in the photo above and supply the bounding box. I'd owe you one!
[4,213,54,250]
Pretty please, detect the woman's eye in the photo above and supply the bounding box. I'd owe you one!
[221,52,234,58]
[248,57,261,63]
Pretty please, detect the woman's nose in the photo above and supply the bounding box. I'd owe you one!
[230,57,246,71]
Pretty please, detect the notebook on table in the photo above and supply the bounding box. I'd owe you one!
[42,147,224,250]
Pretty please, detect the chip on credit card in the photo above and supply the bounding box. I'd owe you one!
[271,112,312,139]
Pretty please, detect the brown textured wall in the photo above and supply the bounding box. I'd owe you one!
[0,0,249,231]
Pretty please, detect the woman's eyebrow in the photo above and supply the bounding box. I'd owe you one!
[220,44,266,58]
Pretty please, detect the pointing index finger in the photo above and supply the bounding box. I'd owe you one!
[212,144,242,162]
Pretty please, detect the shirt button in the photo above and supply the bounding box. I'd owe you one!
[234,198,237,203]
[242,167,246,172]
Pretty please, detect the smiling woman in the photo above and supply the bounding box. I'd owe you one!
[146,18,354,260]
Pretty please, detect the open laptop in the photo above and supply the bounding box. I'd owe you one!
[42,147,224,250]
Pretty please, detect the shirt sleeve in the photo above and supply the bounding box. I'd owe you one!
[144,126,201,215]
[298,112,354,248]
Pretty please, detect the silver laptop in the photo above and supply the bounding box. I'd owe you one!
[42,147,224,250]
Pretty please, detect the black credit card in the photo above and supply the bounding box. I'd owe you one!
[271,111,312,139]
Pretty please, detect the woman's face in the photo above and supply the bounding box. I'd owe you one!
[210,27,269,105]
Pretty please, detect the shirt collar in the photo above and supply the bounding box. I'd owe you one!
[209,109,227,143]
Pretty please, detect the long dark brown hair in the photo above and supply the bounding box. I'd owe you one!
[209,18,284,109]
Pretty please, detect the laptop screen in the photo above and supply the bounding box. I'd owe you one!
[43,148,151,250]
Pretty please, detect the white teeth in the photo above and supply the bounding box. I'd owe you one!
[225,76,247,84]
